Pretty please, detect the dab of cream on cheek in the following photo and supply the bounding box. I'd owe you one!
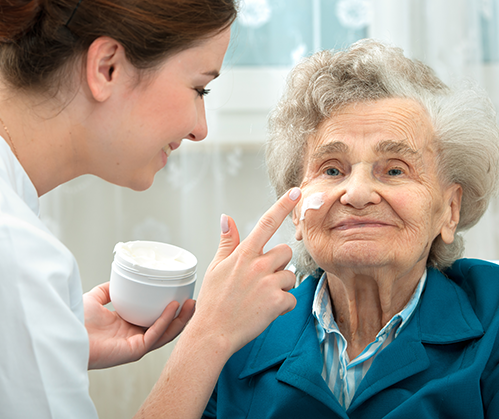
[300,192,325,221]
[114,242,189,270]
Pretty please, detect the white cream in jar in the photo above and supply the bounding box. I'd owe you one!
[110,241,197,327]
[114,241,193,271]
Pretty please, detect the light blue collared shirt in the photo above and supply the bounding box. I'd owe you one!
[312,270,427,409]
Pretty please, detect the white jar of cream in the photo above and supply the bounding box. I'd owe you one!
[109,240,197,327]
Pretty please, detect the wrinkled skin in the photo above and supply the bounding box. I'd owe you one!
[293,98,462,357]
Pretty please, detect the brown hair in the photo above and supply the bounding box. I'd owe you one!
[0,0,237,93]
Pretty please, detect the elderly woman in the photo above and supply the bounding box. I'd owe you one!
[202,39,499,418]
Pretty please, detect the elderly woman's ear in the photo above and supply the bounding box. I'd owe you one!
[439,183,463,244]
[292,206,303,241]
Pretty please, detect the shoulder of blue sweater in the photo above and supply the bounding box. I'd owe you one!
[444,258,499,290]
[437,258,499,332]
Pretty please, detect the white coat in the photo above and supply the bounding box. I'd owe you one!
[0,137,98,418]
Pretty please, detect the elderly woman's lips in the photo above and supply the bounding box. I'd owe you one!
[334,220,392,230]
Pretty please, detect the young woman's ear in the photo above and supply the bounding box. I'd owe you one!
[440,184,463,244]
[85,37,128,102]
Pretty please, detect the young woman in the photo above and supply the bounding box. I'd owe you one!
[0,1,300,417]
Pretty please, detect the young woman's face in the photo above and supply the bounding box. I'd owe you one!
[88,28,231,190]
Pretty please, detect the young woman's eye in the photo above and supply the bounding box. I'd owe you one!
[196,88,211,98]
[325,167,341,176]
[387,168,404,176]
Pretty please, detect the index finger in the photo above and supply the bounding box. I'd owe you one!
[244,187,301,252]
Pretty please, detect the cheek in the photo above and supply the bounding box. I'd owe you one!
[298,192,337,242]
[137,83,195,129]
[165,100,198,135]
[139,102,196,143]
[299,192,326,221]
[298,186,340,222]
[391,191,423,221]
[388,187,443,246]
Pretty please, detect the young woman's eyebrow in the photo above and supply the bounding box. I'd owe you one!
[202,70,220,79]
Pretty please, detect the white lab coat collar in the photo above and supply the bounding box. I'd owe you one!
[0,135,39,216]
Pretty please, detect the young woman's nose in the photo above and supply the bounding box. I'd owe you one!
[339,164,381,208]
[185,100,208,142]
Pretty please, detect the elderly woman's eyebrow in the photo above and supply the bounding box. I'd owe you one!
[310,142,349,160]
[374,139,420,157]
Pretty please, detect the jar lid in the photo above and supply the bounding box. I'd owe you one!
[113,241,197,279]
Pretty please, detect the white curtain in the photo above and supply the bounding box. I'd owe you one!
[38,1,499,417]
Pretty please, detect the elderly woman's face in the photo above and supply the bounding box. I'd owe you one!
[293,98,462,275]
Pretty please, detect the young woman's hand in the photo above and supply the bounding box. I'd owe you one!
[189,187,301,355]
[83,283,195,369]
[84,187,300,371]
[134,188,302,419]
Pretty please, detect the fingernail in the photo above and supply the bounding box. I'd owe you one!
[289,187,301,201]
[220,214,230,234]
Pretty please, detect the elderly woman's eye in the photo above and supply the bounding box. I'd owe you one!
[325,167,341,176]
[388,168,404,176]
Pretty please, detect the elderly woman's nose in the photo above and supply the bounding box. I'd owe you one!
[339,166,381,208]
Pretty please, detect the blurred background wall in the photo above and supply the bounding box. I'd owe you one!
[39,0,499,417]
